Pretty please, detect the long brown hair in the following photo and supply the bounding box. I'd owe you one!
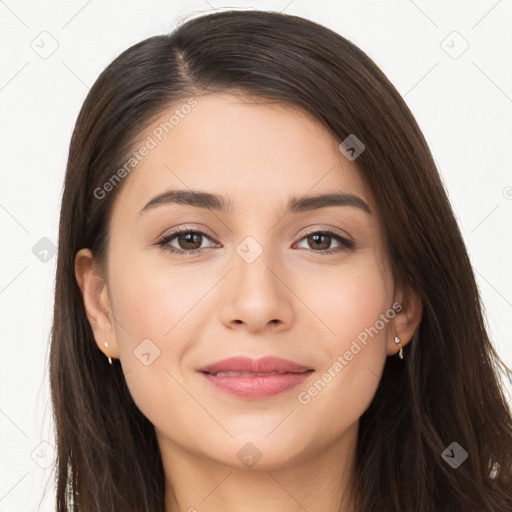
[50,9,512,511]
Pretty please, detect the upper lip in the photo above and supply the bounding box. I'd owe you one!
[199,356,313,374]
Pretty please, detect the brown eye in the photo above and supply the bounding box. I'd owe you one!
[156,228,217,255]
[307,233,332,250]
[175,232,203,250]
[295,230,354,254]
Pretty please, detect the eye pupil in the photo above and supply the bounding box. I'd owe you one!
[179,232,202,250]
[309,234,331,250]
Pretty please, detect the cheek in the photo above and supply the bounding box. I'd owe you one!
[302,255,392,347]
[106,252,219,422]
[108,250,210,345]
[293,256,390,419]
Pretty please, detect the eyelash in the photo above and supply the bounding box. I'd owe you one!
[155,227,355,256]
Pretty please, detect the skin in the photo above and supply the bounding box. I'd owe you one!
[75,92,422,512]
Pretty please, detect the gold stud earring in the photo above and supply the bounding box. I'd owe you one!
[104,342,113,366]
[394,335,404,360]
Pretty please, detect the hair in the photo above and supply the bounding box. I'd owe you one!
[49,8,512,511]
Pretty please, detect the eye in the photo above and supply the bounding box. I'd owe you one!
[294,230,354,255]
[155,227,354,256]
[156,228,218,255]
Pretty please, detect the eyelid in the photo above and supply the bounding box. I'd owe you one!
[299,225,353,243]
[157,224,353,243]
[293,226,355,254]
[156,226,219,251]
[158,225,218,242]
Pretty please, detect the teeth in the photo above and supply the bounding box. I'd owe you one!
[211,371,288,377]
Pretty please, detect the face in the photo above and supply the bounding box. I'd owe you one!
[78,92,413,471]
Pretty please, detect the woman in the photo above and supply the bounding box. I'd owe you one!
[50,9,512,511]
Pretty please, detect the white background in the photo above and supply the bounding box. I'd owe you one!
[1,1,511,510]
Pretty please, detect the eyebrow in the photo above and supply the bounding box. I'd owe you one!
[137,189,372,216]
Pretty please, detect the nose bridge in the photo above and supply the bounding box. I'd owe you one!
[219,231,294,330]
[233,233,281,299]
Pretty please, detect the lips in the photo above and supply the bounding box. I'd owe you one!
[198,356,314,399]
[198,356,313,375]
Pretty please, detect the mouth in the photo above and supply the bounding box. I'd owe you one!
[204,370,311,377]
[198,355,313,374]
[199,367,315,399]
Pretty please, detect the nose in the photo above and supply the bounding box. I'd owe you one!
[219,243,294,334]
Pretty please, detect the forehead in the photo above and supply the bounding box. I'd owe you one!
[109,92,375,222]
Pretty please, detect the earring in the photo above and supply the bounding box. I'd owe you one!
[394,335,404,360]
[104,342,113,366]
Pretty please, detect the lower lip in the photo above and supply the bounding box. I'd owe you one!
[201,371,314,399]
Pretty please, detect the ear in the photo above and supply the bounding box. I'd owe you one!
[74,248,119,361]
[386,283,422,356]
